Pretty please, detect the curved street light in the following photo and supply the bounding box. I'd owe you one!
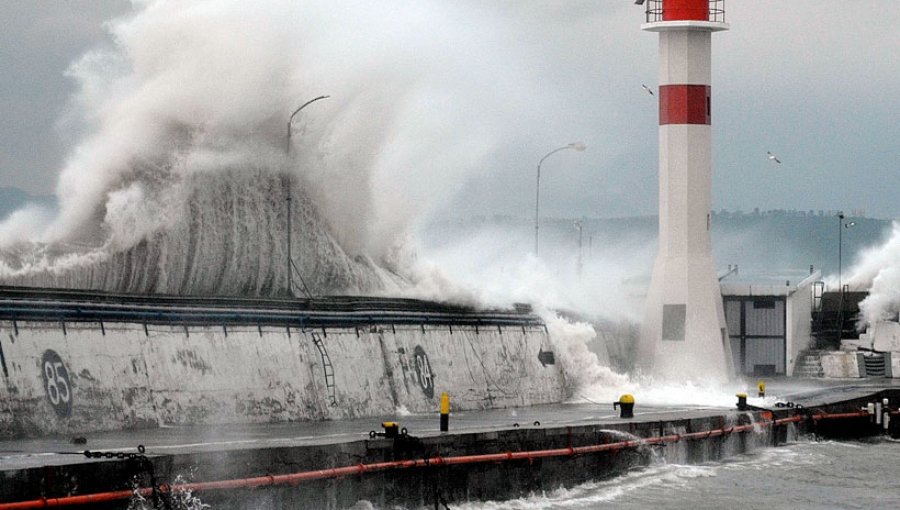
[837,213,856,293]
[286,95,330,153]
[534,142,586,256]
[286,95,330,297]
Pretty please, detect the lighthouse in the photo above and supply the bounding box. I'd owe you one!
[637,0,734,381]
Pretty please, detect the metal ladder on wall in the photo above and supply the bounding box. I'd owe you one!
[811,281,829,348]
[310,332,337,405]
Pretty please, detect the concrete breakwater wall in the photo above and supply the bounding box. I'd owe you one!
[0,299,566,439]
[5,390,898,508]
[0,411,799,509]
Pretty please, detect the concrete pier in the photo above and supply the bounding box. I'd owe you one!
[2,381,897,509]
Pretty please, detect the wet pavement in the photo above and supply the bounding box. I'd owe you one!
[1,377,897,472]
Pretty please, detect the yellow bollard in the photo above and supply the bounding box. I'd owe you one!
[736,393,748,411]
[613,394,635,418]
[382,421,399,438]
[440,392,450,432]
[758,381,766,398]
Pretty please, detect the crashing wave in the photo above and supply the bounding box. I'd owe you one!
[0,169,399,297]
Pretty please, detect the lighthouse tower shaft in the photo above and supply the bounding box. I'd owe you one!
[638,0,734,381]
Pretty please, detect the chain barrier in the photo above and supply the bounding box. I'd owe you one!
[81,445,172,510]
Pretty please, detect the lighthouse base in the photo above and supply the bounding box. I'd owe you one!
[638,253,734,382]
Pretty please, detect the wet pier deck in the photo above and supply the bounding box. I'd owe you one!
[1,379,898,508]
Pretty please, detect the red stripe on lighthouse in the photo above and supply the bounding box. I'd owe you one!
[659,85,710,125]
[663,0,710,21]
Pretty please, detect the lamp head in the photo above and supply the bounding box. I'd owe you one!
[569,142,587,152]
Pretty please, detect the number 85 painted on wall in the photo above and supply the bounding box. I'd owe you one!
[41,350,73,417]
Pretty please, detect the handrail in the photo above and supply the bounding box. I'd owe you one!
[644,0,726,23]
[0,287,544,329]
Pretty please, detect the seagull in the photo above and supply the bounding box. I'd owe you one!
[767,151,782,164]
[642,84,654,96]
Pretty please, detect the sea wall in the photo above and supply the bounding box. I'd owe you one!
[0,321,566,438]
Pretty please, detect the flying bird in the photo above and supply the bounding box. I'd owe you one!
[767,151,781,164]
[642,84,654,96]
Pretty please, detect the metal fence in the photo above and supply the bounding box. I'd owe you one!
[645,0,726,23]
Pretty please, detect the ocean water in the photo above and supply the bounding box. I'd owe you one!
[448,439,900,510]
[129,438,900,509]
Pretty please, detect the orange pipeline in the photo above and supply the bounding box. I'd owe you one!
[0,409,889,509]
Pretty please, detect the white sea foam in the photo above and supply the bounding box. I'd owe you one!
[0,0,548,297]
[541,309,757,407]
[449,462,717,510]
[845,221,900,327]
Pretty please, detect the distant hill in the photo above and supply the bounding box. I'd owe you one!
[0,187,57,220]
[709,211,891,280]
[423,211,894,282]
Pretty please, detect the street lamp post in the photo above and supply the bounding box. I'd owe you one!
[574,219,584,277]
[837,212,856,293]
[534,142,586,256]
[837,212,856,343]
[838,212,843,295]
[285,95,330,296]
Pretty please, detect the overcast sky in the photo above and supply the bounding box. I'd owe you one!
[1,1,898,219]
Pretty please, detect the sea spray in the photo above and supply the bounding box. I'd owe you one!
[0,0,556,296]
[542,309,624,397]
[542,309,753,408]
[846,221,900,327]
[1,171,394,295]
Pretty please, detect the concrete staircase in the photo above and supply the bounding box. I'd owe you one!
[793,350,825,378]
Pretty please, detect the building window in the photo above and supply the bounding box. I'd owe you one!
[753,299,776,309]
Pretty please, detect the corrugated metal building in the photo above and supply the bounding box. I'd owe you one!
[721,272,819,376]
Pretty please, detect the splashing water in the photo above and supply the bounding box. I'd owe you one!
[127,474,209,510]
[543,310,759,407]
[431,439,900,510]
[0,0,542,297]
[0,0,743,392]
[846,221,900,327]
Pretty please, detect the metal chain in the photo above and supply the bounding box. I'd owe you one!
[81,445,172,510]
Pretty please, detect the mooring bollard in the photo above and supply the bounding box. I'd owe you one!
[614,394,635,418]
[868,402,876,423]
[440,392,450,432]
[758,380,766,398]
[382,421,399,439]
[736,393,748,411]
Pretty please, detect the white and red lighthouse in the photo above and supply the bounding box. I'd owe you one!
[637,0,734,381]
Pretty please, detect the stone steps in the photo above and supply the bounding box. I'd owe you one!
[793,350,824,378]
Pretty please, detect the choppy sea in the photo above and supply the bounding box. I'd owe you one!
[450,438,900,510]
[128,438,900,509]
